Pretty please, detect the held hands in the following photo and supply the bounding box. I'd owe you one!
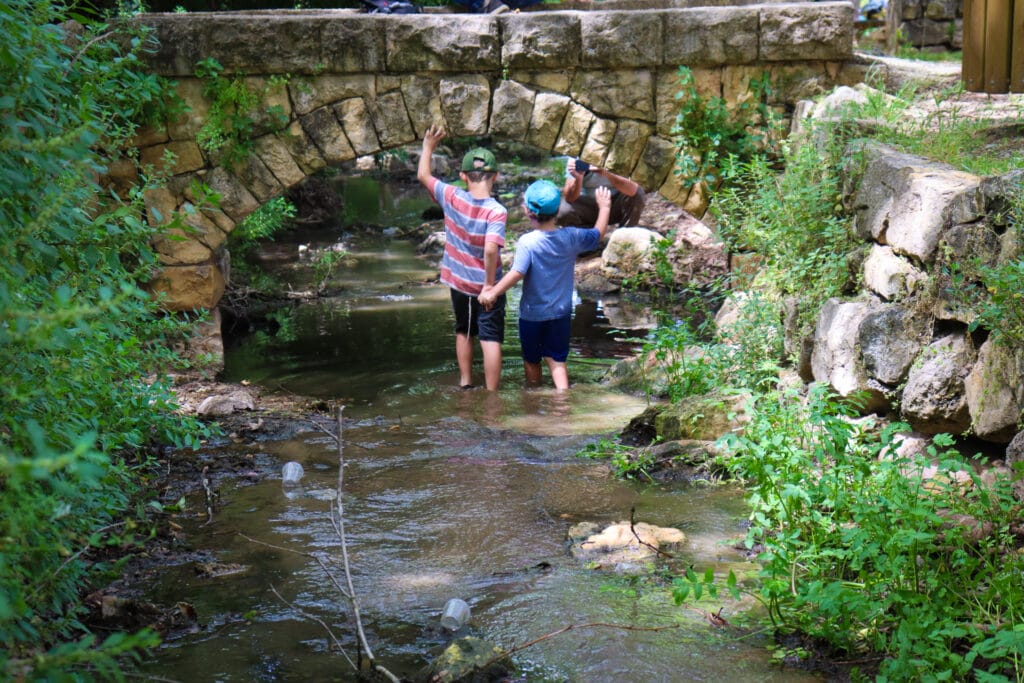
[595,185,612,211]
[478,286,496,311]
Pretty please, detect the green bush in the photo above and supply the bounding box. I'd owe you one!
[0,0,211,677]
[718,385,1024,680]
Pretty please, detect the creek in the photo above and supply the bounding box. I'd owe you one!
[138,175,822,682]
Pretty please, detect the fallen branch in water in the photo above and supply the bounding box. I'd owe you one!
[630,505,676,559]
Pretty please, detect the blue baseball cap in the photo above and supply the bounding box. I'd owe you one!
[524,179,561,218]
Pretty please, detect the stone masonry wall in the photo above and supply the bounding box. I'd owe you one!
[121,4,859,313]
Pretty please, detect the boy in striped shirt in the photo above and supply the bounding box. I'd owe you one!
[417,125,507,391]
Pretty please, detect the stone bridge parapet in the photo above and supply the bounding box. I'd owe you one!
[126,4,856,313]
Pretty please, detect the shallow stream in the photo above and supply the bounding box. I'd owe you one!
[139,176,822,682]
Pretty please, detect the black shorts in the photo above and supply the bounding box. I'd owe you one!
[451,288,505,343]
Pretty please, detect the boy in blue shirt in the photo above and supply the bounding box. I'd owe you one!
[478,180,612,390]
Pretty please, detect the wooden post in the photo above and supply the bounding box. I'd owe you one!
[1012,0,1024,92]
[963,0,986,91]
[984,0,1012,92]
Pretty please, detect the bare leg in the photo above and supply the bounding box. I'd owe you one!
[480,339,502,391]
[455,332,474,387]
[546,359,569,390]
[523,360,544,386]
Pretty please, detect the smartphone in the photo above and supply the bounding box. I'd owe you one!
[575,159,590,174]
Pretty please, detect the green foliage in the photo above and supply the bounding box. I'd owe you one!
[712,138,858,341]
[969,184,1024,349]
[671,66,782,188]
[193,57,289,168]
[0,0,212,676]
[717,385,1024,680]
[577,438,655,480]
[311,248,352,291]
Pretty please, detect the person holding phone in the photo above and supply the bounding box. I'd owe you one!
[558,157,646,229]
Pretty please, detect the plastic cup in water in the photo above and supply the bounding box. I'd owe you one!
[440,598,470,631]
[281,461,304,485]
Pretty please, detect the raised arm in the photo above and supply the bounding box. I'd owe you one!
[417,124,446,189]
[593,186,613,240]
[562,158,584,203]
[594,167,640,197]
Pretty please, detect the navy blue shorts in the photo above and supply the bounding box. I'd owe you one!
[451,288,505,343]
[518,316,571,363]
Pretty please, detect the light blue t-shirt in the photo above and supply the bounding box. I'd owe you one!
[511,226,600,321]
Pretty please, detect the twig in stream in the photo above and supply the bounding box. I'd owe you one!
[270,584,355,669]
[201,465,215,526]
[629,505,676,559]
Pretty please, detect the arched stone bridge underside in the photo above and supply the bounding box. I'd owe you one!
[128,3,858,313]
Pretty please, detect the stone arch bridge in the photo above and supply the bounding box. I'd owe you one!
[127,3,858,319]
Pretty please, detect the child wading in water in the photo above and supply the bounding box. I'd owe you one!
[479,180,612,390]
[417,125,507,390]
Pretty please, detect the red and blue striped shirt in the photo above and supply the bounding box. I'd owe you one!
[428,177,506,296]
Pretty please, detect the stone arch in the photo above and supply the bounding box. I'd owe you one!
[128,4,856,314]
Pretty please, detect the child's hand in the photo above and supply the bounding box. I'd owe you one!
[478,288,495,310]
[595,186,612,210]
[423,124,446,153]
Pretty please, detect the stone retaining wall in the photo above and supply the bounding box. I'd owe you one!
[123,4,858,313]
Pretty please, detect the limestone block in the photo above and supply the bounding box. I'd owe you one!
[321,16,387,73]
[131,124,169,148]
[385,15,500,72]
[580,11,662,68]
[201,167,259,223]
[902,334,974,435]
[276,121,327,176]
[148,261,226,312]
[152,205,225,266]
[243,77,292,137]
[141,15,206,77]
[655,67,721,137]
[862,244,927,301]
[369,90,415,149]
[658,166,690,205]
[858,303,931,387]
[553,102,596,157]
[252,134,306,190]
[811,297,888,411]
[167,78,210,141]
[682,180,710,218]
[571,69,655,122]
[631,135,676,192]
[232,153,284,204]
[767,63,834,105]
[335,98,380,157]
[722,65,768,114]
[507,70,572,94]
[186,306,224,374]
[526,92,571,151]
[669,212,727,284]
[502,12,580,70]
[139,141,206,176]
[663,7,758,66]
[602,226,659,275]
[965,339,1024,443]
[488,80,535,140]
[400,75,442,138]
[759,2,855,62]
[439,76,492,137]
[605,120,652,176]
[299,106,356,164]
[580,117,617,168]
[1005,432,1024,502]
[199,206,236,237]
[289,75,375,117]
[144,187,180,227]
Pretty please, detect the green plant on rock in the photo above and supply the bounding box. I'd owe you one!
[194,57,289,168]
[577,438,656,480]
[712,135,857,341]
[716,384,1024,680]
[671,66,782,189]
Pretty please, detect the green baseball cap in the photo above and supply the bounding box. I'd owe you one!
[461,147,497,172]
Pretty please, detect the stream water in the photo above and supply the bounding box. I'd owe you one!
[138,175,822,682]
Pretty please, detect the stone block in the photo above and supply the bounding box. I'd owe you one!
[759,2,855,62]
[572,69,655,122]
[489,80,535,140]
[502,12,580,70]
[581,11,663,68]
[386,15,500,72]
[439,76,492,136]
[289,75,375,117]
[663,7,758,66]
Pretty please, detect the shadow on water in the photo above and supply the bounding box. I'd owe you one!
[139,176,822,682]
